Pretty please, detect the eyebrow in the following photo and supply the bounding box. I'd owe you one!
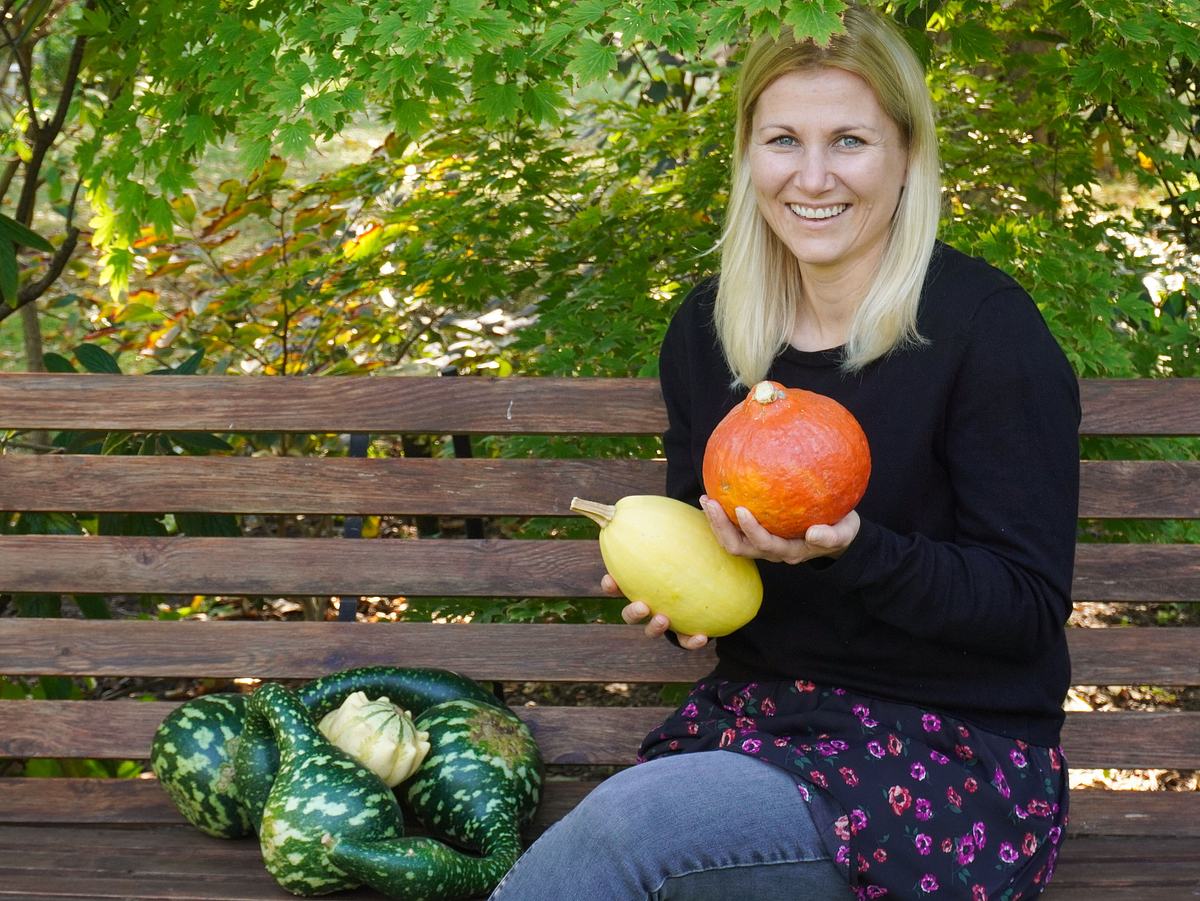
[757,123,881,134]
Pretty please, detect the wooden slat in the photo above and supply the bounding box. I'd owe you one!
[0,456,665,516]
[1078,460,1200,519]
[0,779,1196,839]
[1,374,1198,436]
[3,698,1197,768]
[1072,543,1200,602]
[1,535,1197,601]
[0,620,1196,684]
[5,455,1195,520]
[0,829,1194,901]
[1078,378,1200,435]
[0,374,668,435]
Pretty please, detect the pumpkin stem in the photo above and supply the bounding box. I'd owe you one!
[570,497,615,527]
[752,381,782,404]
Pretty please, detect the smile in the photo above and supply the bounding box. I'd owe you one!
[787,203,848,220]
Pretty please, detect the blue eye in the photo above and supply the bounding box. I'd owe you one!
[836,135,865,148]
[769,134,798,147]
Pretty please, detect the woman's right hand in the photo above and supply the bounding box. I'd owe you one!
[603,573,709,650]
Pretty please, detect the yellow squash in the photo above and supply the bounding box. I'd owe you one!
[570,495,763,637]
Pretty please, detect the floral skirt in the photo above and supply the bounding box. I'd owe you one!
[637,679,1069,900]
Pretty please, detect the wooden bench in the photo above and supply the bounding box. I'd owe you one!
[0,372,1197,900]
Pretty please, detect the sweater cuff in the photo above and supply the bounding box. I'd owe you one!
[807,516,883,591]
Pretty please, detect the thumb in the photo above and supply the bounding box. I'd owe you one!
[806,525,835,546]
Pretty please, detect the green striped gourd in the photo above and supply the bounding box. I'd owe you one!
[149,693,253,839]
[326,699,544,901]
[247,681,404,897]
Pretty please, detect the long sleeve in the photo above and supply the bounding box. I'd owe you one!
[817,287,1081,659]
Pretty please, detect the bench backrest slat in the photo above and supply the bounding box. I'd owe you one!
[0,535,1195,602]
[0,620,1194,684]
[2,456,1196,520]
[2,699,1196,770]
[0,375,669,434]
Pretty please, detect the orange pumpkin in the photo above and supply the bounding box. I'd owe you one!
[702,380,871,539]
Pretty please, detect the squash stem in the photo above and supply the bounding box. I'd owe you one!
[570,497,615,527]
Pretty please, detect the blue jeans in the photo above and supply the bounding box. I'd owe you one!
[489,750,854,900]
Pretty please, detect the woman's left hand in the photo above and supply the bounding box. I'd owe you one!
[700,494,860,565]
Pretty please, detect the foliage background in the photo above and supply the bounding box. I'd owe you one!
[0,0,1197,782]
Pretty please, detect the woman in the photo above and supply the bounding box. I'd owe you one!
[491,6,1078,900]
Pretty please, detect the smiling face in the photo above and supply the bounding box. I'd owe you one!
[748,67,909,287]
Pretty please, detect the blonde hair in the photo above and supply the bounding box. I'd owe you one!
[716,5,940,384]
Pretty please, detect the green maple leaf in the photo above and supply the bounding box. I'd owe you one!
[782,0,846,46]
[566,35,618,85]
[478,80,521,125]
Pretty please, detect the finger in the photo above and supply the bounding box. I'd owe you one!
[600,573,623,596]
[735,506,793,553]
[644,613,671,638]
[701,496,747,553]
[621,601,649,624]
[678,632,709,650]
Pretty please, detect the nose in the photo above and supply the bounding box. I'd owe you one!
[793,149,834,195]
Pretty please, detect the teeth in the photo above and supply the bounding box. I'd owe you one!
[788,203,847,220]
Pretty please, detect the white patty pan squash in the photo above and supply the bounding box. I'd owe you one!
[318,691,431,787]
[571,494,763,637]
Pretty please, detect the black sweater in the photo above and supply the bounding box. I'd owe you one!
[659,243,1081,746]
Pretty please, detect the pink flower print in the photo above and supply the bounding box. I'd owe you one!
[914,833,933,855]
[686,722,699,735]
[887,734,903,756]
[999,842,1020,864]
[796,782,811,802]
[957,724,971,739]
[833,687,847,695]
[888,785,912,815]
[773,736,788,747]
[973,821,988,850]
[1016,738,1028,750]
[1027,799,1052,818]
[761,696,776,716]
[971,886,988,901]
[850,808,869,833]
[834,815,852,841]
[954,743,975,762]
[946,785,963,808]
[910,762,927,781]
[680,701,698,718]
[921,713,942,732]
[741,738,761,754]
[818,739,848,757]
[868,740,887,758]
[857,852,871,873]
[914,797,933,821]
[853,703,871,719]
[992,767,1012,799]
[930,750,950,765]
[1014,804,1029,821]
[964,776,978,793]
[1022,833,1039,857]
[735,715,756,732]
[956,835,976,866]
[840,766,860,787]
[718,728,736,748]
[920,873,940,893]
[941,838,954,853]
[729,694,745,712]
[810,769,828,789]
[1047,826,1062,844]
[836,844,851,866]
[1010,749,1028,768]
[866,887,888,899]
[874,848,888,863]
[668,740,680,750]
[1050,747,1061,771]
[795,679,816,693]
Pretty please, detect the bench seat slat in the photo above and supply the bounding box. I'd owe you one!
[1,536,1197,601]
[2,701,1197,768]
[4,456,1195,520]
[0,832,1195,901]
[0,620,1196,684]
